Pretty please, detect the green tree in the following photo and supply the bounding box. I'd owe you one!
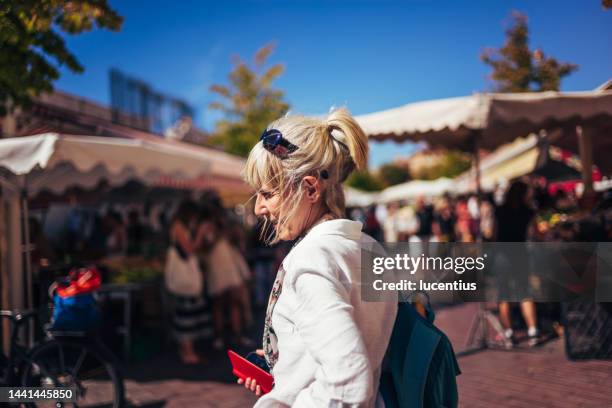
[0,0,123,115]
[377,163,411,188]
[345,170,383,192]
[208,43,290,157]
[437,150,472,179]
[481,11,577,92]
[411,150,471,180]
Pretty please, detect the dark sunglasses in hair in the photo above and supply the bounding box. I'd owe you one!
[260,128,298,157]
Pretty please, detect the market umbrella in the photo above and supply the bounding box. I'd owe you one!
[356,88,612,194]
[357,90,612,149]
[0,133,247,195]
[0,133,248,310]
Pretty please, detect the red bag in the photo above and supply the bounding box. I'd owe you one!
[56,266,102,298]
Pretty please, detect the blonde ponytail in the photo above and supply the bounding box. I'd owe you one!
[326,107,369,172]
[244,106,369,244]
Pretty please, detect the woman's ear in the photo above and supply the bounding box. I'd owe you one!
[302,176,320,202]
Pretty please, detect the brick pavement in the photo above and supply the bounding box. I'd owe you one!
[123,345,258,407]
[118,303,611,407]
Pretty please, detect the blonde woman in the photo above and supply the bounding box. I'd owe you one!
[239,108,397,407]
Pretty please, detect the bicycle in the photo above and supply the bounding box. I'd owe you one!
[0,309,125,407]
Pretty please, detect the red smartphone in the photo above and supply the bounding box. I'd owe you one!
[227,350,274,394]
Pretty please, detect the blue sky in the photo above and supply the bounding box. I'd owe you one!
[56,0,612,167]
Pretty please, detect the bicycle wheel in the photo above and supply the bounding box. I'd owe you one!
[20,338,125,408]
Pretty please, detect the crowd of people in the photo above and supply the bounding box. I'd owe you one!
[30,175,612,360]
[352,177,611,245]
[28,189,288,365]
[350,177,611,347]
[166,192,263,363]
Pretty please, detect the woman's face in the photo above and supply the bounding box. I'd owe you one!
[254,180,321,241]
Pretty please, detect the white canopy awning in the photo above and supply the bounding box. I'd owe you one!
[356,89,612,151]
[0,133,248,196]
[344,186,379,207]
[0,133,249,311]
[377,178,454,203]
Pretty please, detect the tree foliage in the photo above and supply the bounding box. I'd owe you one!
[377,163,411,188]
[481,11,577,92]
[0,0,123,115]
[346,164,411,191]
[208,42,290,157]
[345,170,384,192]
[410,150,472,181]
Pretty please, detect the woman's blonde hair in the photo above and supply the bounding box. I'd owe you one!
[244,107,368,244]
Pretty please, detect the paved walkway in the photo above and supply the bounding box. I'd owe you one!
[457,339,612,408]
[120,303,612,407]
[123,343,258,407]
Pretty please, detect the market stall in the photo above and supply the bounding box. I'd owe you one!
[0,132,249,311]
[356,86,612,359]
[452,135,602,194]
[356,87,612,196]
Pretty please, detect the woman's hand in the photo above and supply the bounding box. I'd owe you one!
[237,349,265,396]
[237,377,262,396]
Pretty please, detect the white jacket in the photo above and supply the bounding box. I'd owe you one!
[254,219,397,408]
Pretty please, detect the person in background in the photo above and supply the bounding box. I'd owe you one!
[454,197,473,242]
[532,177,552,210]
[493,184,506,206]
[479,194,496,241]
[29,217,56,271]
[65,194,86,257]
[495,180,539,346]
[240,108,396,406]
[199,196,253,350]
[434,197,456,242]
[364,205,383,242]
[467,194,480,239]
[384,202,400,242]
[429,220,448,243]
[169,200,209,364]
[414,196,434,241]
[104,210,127,258]
[396,200,418,242]
[349,207,366,224]
[126,209,145,256]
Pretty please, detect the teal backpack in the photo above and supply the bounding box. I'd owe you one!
[380,295,460,408]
